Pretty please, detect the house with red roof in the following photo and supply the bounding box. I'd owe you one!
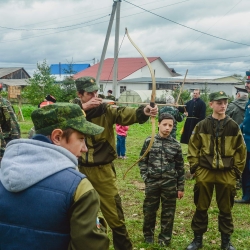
[73,57,180,98]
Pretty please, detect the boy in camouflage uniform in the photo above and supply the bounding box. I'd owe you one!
[138,113,185,247]
[186,91,246,250]
[159,95,185,138]
[0,93,20,161]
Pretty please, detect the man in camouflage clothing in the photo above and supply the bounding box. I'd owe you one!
[138,113,185,247]
[159,95,185,138]
[71,76,158,250]
[0,92,20,161]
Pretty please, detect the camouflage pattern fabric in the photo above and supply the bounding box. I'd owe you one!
[159,106,185,138]
[75,77,99,92]
[0,96,21,161]
[106,95,116,101]
[138,134,185,243]
[31,103,104,136]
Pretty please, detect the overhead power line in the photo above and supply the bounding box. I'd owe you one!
[0,15,109,31]
[123,0,250,47]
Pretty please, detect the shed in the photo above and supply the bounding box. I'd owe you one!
[118,89,173,105]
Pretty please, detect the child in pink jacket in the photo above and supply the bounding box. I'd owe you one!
[116,124,129,159]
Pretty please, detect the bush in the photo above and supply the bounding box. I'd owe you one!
[14,105,37,119]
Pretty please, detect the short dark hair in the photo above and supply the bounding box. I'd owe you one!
[78,89,85,95]
[158,113,175,123]
[61,128,76,143]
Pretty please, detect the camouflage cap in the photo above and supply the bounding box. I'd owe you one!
[31,103,104,136]
[209,91,228,101]
[75,76,99,92]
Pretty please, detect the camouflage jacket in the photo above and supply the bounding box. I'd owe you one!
[188,115,246,177]
[0,96,21,160]
[70,98,149,166]
[159,106,185,137]
[138,134,185,191]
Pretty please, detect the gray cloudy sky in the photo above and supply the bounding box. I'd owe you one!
[0,0,249,78]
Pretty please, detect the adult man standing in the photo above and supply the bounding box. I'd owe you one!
[226,86,248,125]
[0,86,20,161]
[235,71,250,204]
[72,76,158,250]
[178,89,206,144]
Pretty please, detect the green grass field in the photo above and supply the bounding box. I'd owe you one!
[18,106,250,250]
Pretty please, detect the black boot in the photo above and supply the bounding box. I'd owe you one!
[186,233,203,250]
[221,233,235,250]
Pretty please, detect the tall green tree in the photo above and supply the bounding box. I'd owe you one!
[22,60,61,105]
[58,61,77,102]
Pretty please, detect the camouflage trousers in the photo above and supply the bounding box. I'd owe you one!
[143,177,177,243]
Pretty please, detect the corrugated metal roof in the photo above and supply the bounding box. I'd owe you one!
[50,64,90,75]
[73,57,159,81]
[120,76,242,84]
[0,67,22,78]
[0,79,29,86]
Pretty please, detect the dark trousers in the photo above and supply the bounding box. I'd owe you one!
[191,168,236,235]
[242,153,250,201]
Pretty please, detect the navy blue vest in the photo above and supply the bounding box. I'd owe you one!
[0,168,85,250]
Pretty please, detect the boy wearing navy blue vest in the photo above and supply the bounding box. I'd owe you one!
[0,103,109,250]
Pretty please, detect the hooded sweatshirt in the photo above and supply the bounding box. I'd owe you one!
[226,97,248,125]
[0,138,109,250]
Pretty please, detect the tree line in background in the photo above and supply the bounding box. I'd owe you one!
[22,59,76,106]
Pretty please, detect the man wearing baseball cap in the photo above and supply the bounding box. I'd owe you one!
[186,91,246,250]
[235,71,250,204]
[226,86,248,125]
[0,103,109,249]
[72,76,158,250]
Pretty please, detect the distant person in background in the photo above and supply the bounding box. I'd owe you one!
[235,71,250,204]
[0,84,20,161]
[106,90,116,101]
[38,94,56,108]
[178,89,206,144]
[29,95,57,138]
[226,86,248,125]
[159,95,185,138]
[116,124,129,159]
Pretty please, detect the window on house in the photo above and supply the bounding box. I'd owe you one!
[99,84,103,92]
[120,86,126,93]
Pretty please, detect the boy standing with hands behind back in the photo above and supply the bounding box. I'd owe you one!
[186,91,246,250]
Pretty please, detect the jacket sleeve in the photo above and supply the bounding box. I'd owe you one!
[2,98,21,139]
[233,130,247,174]
[187,124,202,174]
[107,105,149,125]
[225,103,234,118]
[138,138,150,181]
[175,144,185,191]
[175,109,185,122]
[68,179,109,250]
[198,100,206,120]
